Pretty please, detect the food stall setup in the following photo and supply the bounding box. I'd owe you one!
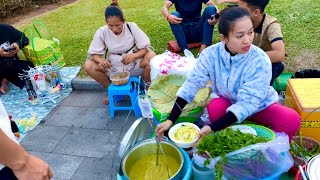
[114,73,320,180]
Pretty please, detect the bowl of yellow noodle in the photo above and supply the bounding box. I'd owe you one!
[169,122,200,148]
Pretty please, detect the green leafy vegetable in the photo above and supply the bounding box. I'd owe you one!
[196,128,268,179]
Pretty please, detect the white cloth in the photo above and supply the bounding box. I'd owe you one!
[88,22,151,72]
[0,100,18,170]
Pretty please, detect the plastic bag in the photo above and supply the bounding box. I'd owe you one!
[193,133,294,179]
[150,50,197,81]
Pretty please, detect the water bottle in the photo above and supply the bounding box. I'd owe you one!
[24,76,37,100]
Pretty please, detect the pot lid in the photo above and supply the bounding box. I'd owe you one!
[307,154,320,180]
[118,117,148,160]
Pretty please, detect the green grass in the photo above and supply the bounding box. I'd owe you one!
[16,0,320,76]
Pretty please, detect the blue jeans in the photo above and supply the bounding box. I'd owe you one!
[169,6,217,51]
[271,62,284,86]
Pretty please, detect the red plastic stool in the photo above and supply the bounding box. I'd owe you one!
[168,41,202,53]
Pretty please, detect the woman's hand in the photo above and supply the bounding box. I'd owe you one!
[122,54,136,65]
[12,43,20,54]
[208,15,219,26]
[197,125,213,141]
[98,59,111,69]
[155,120,173,141]
[0,48,16,58]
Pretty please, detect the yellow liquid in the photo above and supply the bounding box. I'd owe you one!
[128,154,180,180]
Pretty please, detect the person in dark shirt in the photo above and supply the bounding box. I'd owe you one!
[0,24,34,94]
[162,0,219,52]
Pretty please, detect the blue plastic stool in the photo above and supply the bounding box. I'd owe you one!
[108,77,142,117]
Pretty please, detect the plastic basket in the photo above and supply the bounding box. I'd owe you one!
[152,107,203,124]
[245,124,276,140]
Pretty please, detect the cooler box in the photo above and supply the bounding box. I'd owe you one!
[284,79,320,141]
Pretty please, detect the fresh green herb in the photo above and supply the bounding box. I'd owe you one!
[196,128,268,179]
[290,140,320,159]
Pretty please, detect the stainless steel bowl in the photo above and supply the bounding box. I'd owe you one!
[121,139,184,179]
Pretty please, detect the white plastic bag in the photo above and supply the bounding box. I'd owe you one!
[193,133,294,179]
[150,50,196,81]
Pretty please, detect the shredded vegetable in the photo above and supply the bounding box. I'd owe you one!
[174,125,198,142]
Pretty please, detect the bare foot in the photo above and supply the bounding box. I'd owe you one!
[0,79,9,94]
[102,95,109,105]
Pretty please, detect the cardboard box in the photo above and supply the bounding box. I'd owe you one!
[285,79,320,141]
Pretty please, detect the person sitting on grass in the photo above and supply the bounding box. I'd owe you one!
[217,0,286,85]
[155,7,300,143]
[0,24,34,94]
[162,0,219,53]
[84,0,156,105]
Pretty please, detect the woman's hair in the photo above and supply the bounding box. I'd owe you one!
[240,0,269,13]
[105,0,125,21]
[218,7,251,37]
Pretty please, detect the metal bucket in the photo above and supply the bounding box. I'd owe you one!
[121,139,184,180]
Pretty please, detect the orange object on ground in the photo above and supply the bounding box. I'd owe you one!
[168,41,202,53]
[284,79,320,141]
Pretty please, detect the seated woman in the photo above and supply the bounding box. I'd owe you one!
[0,24,34,94]
[156,7,300,142]
[84,0,156,105]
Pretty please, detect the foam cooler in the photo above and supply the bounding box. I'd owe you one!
[284,79,320,141]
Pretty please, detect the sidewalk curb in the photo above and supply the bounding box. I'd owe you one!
[71,77,105,91]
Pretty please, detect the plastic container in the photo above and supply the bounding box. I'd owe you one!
[152,107,203,124]
[245,124,276,140]
[192,158,214,180]
[273,72,294,92]
[110,71,130,85]
[285,78,320,141]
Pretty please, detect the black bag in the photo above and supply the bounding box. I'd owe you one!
[292,69,320,78]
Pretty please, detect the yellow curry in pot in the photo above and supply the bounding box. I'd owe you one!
[128,154,180,180]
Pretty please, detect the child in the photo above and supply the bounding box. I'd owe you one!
[156,7,300,142]
[217,0,286,85]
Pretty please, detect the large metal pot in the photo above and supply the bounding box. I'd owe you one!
[121,139,184,180]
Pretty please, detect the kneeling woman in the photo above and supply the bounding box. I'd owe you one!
[156,7,300,142]
[84,0,155,104]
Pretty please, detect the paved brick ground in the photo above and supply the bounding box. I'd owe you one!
[20,87,151,180]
